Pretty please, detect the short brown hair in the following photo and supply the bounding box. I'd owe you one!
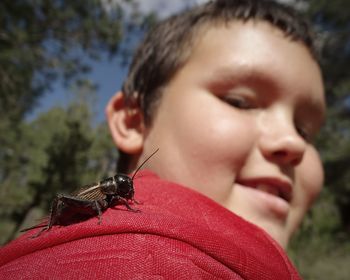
[118,0,318,173]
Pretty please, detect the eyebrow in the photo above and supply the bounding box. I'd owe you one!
[206,66,326,121]
[205,66,283,101]
[206,66,278,87]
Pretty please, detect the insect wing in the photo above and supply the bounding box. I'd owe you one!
[74,183,106,201]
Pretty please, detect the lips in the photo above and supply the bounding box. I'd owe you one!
[237,177,292,202]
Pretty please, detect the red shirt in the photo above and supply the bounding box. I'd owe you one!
[0,170,301,279]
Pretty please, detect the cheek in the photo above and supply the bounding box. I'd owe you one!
[210,114,256,167]
[181,98,256,172]
[145,93,257,202]
[287,147,323,237]
[296,146,324,208]
[167,91,256,165]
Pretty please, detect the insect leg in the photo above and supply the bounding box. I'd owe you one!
[132,199,141,205]
[117,197,140,212]
[58,195,108,225]
[30,195,61,238]
[30,227,47,238]
[47,195,61,229]
[94,200,103,225]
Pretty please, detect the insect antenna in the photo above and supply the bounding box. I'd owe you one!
[131,148,159,180]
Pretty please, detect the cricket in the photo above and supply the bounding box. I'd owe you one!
[22,149,159,238]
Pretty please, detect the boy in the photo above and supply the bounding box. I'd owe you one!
[107,0,325,248]
[0,0,325,278]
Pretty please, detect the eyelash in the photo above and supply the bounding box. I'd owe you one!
[222,95,314,142]
[222,96,255,110]
[296,126,311,142]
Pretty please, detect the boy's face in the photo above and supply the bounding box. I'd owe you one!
[121,21,326,248]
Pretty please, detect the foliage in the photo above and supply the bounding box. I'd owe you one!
[0,0,126,120]
[0,89,118,243]
[0,0,129,243]
[287,0,350,278]
[0,0,349,278]
[0,0,129,205]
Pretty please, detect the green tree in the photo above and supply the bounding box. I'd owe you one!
[0,0,136,243]
[309,0,350,233]
[289,1,350,279]
[1,82,118,243]
[0,0,127,120]
[305,0,350,236]
[0,0,133,196]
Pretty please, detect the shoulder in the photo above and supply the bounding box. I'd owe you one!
[0,170,301,279]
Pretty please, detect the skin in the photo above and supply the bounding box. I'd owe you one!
[107,21,326,248]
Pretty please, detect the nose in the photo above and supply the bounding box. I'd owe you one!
[258,114,307,167]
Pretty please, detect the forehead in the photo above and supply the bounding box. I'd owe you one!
[190,20,320,77]
[177,20,326,114]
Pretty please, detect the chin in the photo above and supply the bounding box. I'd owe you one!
[264,226,289,248]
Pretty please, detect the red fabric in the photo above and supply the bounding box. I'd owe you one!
[0,170,301,279]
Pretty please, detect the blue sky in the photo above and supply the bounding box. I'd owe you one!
[29,54,129,123]
[29,0,296,123]
[29,0,206,123]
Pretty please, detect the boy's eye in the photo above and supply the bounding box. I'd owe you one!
[296,126,311,142]
[222,96,255,109]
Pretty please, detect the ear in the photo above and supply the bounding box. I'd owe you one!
[106,92,144,154]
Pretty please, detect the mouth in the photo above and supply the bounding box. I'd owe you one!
[237,177,292,203]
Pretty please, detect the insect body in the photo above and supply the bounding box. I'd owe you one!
[23,149,159,238]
